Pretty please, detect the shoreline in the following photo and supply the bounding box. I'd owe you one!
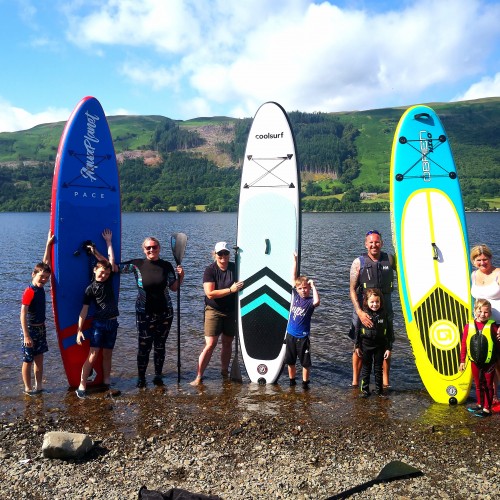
[0,208,499,214]
[2,383,500,498]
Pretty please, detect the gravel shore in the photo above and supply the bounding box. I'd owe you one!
[1,383,500,499]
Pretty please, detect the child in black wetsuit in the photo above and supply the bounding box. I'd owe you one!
[355,288,393,397]
[75,229,119,399]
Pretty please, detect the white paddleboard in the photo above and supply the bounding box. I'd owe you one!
[236,102,301,384]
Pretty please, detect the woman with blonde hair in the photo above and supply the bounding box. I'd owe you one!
[121,236,184,388]
[470,244,500,322]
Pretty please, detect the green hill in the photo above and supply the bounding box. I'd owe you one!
[0,98,498,211]
[338,99,500,191]
[0,115,166,163]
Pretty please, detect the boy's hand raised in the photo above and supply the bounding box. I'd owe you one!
[102,228,113,242]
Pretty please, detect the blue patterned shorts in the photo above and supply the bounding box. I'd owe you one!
[21,324,48,363]
[88,318,119,349]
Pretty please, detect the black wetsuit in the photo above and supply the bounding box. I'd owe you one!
[356,308,393,394]
[120,259,176,381]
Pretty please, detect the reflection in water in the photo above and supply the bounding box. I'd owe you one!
[0,212,498,435]
[415,401,474,437]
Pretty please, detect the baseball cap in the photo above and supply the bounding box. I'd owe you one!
[214,242,230,253]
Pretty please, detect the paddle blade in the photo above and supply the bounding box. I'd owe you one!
[376,460,423,482]
[326,461,423,499]
[171,232,188,265]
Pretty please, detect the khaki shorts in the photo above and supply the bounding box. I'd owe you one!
[204,306,237,338]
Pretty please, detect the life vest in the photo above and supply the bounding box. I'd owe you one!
[467,320,495,366]
[360,312,387,340]
[357,252,394,295]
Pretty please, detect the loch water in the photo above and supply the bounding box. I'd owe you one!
[0,211,498,432]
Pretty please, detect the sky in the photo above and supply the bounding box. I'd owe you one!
[1,0,500,132]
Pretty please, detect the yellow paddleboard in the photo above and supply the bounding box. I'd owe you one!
[390,105,472,404]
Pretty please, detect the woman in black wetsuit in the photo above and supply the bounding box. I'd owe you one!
[121,236,184,388]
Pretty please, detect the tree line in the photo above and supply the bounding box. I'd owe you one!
[0,102,498,212]
[216,111,361,182]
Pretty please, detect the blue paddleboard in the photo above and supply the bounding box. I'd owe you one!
[50,96,121,388]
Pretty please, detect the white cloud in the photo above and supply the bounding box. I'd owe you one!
[65,0,204,52]
[183,0,500,116]
[4,0,500,133]
[180,97,213,118]
[110,107,135,116]
[0,99,70,133]
[18,0,38,27]
[120,61,180,90]
[453,73,500,101]
[64,0,500,117]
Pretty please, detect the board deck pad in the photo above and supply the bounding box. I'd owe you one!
[236,102,301,384]
[50,96,121,388]
[390,105,472,404]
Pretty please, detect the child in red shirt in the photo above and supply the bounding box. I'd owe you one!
[20,231,54,395]
[459,299,500,417]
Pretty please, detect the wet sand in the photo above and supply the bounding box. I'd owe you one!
[2,379,500,499]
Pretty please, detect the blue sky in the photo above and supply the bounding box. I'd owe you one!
[1,0,499,132]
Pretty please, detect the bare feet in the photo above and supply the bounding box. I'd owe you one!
[190,376,203,386]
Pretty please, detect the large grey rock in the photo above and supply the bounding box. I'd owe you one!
[42,431,94,459]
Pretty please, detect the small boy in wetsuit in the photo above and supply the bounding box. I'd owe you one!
[355,288,393,397]
[75,229,119,399]
[20,231,54,395]
[459,298,500,417]
[284,253,320,389]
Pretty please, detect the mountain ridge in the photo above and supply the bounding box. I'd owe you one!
[0,98,498,211]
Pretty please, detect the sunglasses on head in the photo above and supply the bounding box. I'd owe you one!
[366,230,381,236]
[217,250,230,256]
[145,245,159,250]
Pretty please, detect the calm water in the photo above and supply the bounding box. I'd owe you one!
[0,212,498,429]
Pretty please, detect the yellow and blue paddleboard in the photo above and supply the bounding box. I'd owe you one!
[390,105,472,404]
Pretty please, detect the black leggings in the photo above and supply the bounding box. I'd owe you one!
[136,311,173,379]
[360,343,385,393]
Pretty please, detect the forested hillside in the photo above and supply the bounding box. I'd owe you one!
[0,98,498,212]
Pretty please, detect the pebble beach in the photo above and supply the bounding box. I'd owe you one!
[2,380,500,499]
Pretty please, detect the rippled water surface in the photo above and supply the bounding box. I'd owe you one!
[0,211,498,431]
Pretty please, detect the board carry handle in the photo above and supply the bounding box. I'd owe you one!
[431,243,439,260]
[73,240,95,257]
[415,112,431,120]
[265,238,271,255]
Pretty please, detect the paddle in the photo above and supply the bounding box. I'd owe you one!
[171,232,188,384]
[230,245,243,383]
[325,460,423,499]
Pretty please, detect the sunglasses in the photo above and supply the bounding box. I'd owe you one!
[145,245,159,251]
[366,230,381,236]
[217,251,230,256]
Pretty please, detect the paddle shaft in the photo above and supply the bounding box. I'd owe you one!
[230,246,242,382]
[171,233,187,384]
[177,284,181,383]
[325,479,377,499]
